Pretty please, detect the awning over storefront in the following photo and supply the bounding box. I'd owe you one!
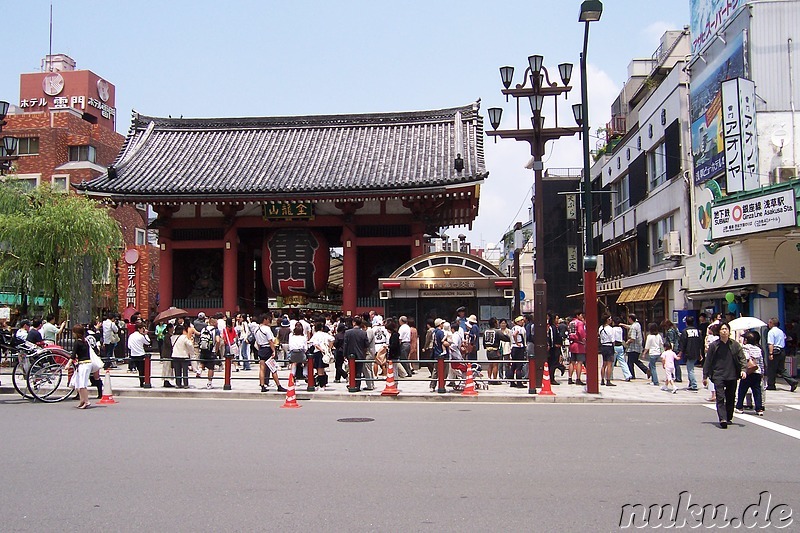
[616,282,662,303]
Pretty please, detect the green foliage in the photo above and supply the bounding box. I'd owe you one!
[0,181,124,315]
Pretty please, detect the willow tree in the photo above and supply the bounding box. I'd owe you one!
[0,181,124,317]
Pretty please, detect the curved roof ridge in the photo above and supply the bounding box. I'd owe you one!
[133,102,480,132]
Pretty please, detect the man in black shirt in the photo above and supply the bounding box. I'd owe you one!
[342,315,369,391]
[26,318,43,344]
[678,316,704,391]
[703,322,747,428]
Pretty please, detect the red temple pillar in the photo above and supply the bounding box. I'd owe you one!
[342,225,357,314]
[223,226,238,313]
[158,228,173,311]
[411,223,426,258]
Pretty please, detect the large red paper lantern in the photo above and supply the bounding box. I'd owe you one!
[262,229,330,297]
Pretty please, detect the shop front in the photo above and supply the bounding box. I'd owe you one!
[378,252,515,329]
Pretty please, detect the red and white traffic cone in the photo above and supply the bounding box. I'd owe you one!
[539,362,556,396]
[280,374,301,408]
[461,365,479,396]
[98,370,117,404]
[381,360,400,396]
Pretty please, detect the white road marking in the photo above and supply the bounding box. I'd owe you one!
[703,404,800,440]
[784,405,800,411]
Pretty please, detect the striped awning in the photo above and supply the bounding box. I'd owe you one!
[616,282,662,304]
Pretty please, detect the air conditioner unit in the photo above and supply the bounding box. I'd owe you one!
[663,231,681,257]
[378,290,391,300]
[771,166,797,183]
[595,254,605,280]
[503,288,515,299]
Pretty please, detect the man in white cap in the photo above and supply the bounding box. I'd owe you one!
[430,318,448,390]
[464,315,481,361]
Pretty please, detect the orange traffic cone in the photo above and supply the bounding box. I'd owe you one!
[539,362,556,396]
[381,360,400,396]
[280,374,301,408]
[461,365,479,396]
[98,370,117,404]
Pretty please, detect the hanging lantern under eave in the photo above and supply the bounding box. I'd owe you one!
[262,229,330,297]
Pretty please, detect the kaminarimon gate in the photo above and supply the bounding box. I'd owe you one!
[79,102,490,317]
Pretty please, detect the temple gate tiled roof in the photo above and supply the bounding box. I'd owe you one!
[77,102,487,201]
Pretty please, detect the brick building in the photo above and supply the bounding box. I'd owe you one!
[2,54,158,319]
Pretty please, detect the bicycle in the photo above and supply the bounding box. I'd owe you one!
[1,331,76,402]
[26,348,76,402]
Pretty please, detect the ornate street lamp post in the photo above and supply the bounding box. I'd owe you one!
[0,101,19,174]
[487,56,579,394]
[572,0,603,394]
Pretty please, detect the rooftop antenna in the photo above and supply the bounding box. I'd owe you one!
[48,2,53,71]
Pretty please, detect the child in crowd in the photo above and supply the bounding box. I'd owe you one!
[661,341,680,394]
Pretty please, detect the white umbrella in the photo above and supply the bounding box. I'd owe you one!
[727,316,767,331]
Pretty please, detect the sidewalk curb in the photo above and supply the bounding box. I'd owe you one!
[0,386,718,405]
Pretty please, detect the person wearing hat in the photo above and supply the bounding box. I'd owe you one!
[510,316,527,388]
[454,306,468,334]
[430,318,448,390]
[464,315,481,361]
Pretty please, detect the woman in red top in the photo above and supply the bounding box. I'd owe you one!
[221,322,240,372]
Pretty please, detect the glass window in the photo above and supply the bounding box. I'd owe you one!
[17,137,40,155]
[135,228,147,246]
[52,175,69,192]
[12,174,39,191]
[647,141,667,190]
[650,215,675,264]
[613,174,630,216]
[68,145,97,163]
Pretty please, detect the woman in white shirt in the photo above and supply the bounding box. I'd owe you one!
[170,324,195,388]
[599,315,616,387]
[641,322,664,386]
[309,322,335,390]
[287,322,309,385]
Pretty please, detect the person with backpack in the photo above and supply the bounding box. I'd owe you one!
[198,316,220,389]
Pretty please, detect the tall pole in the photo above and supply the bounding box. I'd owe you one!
[513,221,522,318]
[532,136,547,390]
[581,22,599,394]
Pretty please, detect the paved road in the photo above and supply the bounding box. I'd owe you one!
[3,396,800,531]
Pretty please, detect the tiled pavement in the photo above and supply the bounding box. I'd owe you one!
[5,360,791,405]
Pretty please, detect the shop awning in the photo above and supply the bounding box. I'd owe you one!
[616,282,662,304]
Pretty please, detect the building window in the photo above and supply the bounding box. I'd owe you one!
[17,137,40,155]
[613,174,630,216]
[12,173,40,191]
[135,228,147,246]
[68,145,97,163]
[647,141,667,190]
[650,215,675,264]
[52,175,69,192]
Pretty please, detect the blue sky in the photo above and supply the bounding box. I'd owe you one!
[2,0,690,248]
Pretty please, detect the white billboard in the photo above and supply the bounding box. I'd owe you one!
[711,189,797,239]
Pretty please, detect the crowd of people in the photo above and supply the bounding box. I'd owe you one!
[4,304,798,426]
